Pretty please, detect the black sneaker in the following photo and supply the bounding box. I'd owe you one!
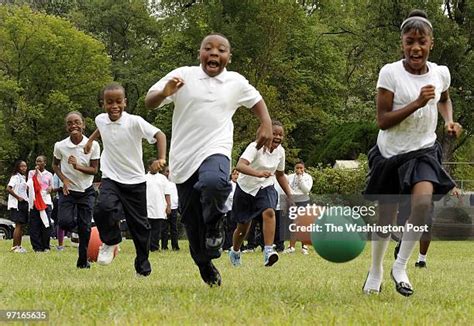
[198,262,222,287]
[205,220,224,251]
[77,261,91,269]
[415,261,427,268]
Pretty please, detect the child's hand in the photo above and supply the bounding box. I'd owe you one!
[257,170,273,178]
[83,141,93,154]
[415,85,436,108]
[255,123,273,151]
[62,178,76,196]
[68,155,78,169]
[163,77,184,97]
[445,122,462,138]
[151,159,167,172]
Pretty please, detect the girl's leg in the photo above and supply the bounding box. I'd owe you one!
[392,181,433,294]
[12,223,23,248]
[262,208,276,246]
[363,202,398,294]
[232,222,251,251]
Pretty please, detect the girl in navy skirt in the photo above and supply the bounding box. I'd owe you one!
[363,9,462,296]
[229,120,293,267]
[6,160,29,253]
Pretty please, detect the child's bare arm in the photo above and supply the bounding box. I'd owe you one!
[84,129,100,154]
[236,158,272,178]
[150,130,167,171]
[251,100,272,150]
[438,90,462,138]
[145,77,184,109]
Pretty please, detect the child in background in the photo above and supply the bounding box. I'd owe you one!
[145,33,272,286]
[145,159,171,252]
[284,161,313,255]
[28,155,53,252]
[229,120,293,267]
[222,169,239,251]
[6,160,29,253]
[162,167,180,251]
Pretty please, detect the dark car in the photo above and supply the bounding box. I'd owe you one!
[0,218,15,240]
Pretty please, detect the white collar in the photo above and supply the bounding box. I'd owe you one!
[197,65,228,82]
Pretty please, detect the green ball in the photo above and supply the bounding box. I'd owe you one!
[311,208,367,263]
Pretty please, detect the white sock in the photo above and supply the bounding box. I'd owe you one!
[418,253,426,262]
[369,232,390,280]
[392,229,423,284]
[264,245,273,253]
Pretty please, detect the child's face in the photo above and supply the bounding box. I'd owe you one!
[295,163,305,175]
[103,89,126,121]
[36,156,46,170]
[271,125,284,150]
[18,161,27,175]
[199,35,231,77]
[66,113,84,137]
[231,169,239,182]
[401,29,433,73]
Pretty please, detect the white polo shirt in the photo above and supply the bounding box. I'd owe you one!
[287,172,313,202]
[145,172,171,219]
[7,173,28,210]
[376,60,450,158]
[166,179,179,210]
[95,112,160,184]
[237,141,286,196]
[53,136,100,192]
[147,66,262,184]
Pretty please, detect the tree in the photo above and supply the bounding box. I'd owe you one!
[0,5,111,178]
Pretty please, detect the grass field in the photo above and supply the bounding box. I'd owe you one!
[1,239,473,325]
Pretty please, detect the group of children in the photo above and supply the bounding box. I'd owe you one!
[6,9,463,296]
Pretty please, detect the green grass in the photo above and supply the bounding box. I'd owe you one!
[1,239,473,325]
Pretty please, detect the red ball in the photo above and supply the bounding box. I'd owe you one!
[87,226,118,262]
[294,212,319,245]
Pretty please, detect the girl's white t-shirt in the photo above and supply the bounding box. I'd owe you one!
[376,60,450,158]
[7,174,28,210]
[237,141,285,196]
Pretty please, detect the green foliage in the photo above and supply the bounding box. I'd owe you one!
[0,5,111,173]
[306,121,378,166]
[307,155,368,195]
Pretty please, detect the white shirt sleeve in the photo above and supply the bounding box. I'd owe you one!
[438,65,451,92]
[299,173,313,194]
[236,75,263,108]
[7,176,17,188]
[91,141,101,160]
[134,115,160,144]
[53,142,62,160]
[376,64,395,93]
[147,67,185,108]
[240,142,259,163]
[277,148,285,172]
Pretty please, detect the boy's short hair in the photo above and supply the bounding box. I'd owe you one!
[201,33,231,51]
[295,160,305,166]
[100,82,126,104]
[272,119,283,127]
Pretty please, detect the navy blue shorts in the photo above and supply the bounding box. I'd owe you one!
[232,184,278,224]
[9,201,29,224]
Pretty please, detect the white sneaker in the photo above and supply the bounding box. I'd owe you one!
[283,247,295,254]
[97,244,117,265]
[13,246,27,253]
[301,245,309,255]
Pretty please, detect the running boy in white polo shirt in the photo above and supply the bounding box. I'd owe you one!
[145,33,273,286]
[87,82,166,277]
[52,111,100,269]
[229,120,293,267]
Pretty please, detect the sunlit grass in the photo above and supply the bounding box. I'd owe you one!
[0,239,473,325]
